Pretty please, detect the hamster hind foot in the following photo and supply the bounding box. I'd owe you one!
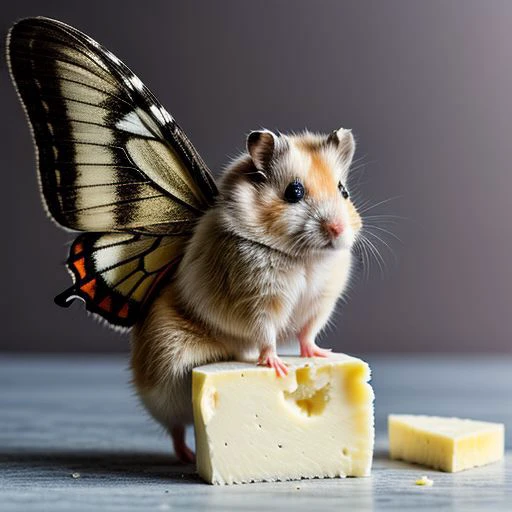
[171,425,196,464]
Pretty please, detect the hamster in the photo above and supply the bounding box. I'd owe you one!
[131,128,362,462]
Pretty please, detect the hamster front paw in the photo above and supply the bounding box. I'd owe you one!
[258,346,289,377]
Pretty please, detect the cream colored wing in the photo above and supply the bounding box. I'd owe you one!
[7,17,217,234]
[7,17,218,327]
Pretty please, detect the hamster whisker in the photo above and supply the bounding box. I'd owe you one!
[350,154,367,167]
[356,239,370,281]
[348,190,365,204]
[364,214,409,221]
[350,179,372,188]
[363,223,402,243]
[358,195,403,214]
[358,234,386,278]
[348,155,372,175]
[359,234,375,278]
[349,163,367,174]
[353,235,371,280]
[348,165,369,189]
[352,197,373,212]
[363,214,404,223]
[361,239,373,281]
[365,235,387,277]
[365,230,398,264]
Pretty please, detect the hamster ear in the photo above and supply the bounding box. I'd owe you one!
[327,128,356,167]
[247,130,281,172]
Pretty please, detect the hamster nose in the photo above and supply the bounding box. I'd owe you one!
[323,220,344,239]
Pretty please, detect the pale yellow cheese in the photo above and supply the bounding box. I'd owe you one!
[389,414,505,472]
[415,475,434,486]
[193,354,375,484]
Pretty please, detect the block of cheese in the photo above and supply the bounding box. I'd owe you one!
[192,353,375,484]
[389,414,505,472]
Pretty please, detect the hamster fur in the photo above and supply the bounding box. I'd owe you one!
[131,128,362,462]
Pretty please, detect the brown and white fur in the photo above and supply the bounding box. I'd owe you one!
[131,128,362,462]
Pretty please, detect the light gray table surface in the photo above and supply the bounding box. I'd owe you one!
[0,354,510,511]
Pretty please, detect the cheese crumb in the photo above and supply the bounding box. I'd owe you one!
[415,475,434,486]
[71,472,81,479]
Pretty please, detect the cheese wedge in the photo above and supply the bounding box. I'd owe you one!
[389,414,505,472]
[193,354,375,484]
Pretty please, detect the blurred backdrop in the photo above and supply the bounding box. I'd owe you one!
[1,0,511,353]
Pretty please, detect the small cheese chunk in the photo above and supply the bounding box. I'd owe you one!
[193,354,375,484]
[389,414,505,472]
[415,475,434,486]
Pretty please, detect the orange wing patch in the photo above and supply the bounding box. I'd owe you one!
[73,242,83,256]
[118,303,130,319]
[98,296,112,312]
[80,278,97,299]
[73,258,87,280]
[54,232,186,328]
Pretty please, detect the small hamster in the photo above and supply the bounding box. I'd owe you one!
[6,18,364,465]
[131,128,362,461]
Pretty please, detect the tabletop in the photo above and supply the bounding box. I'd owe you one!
[1,354,510,511]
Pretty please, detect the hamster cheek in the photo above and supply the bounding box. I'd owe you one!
[346,200,362,233]
[331,198,360,247]
[233,183,260,224]
[337,228,356,250]
[257,195,290,239]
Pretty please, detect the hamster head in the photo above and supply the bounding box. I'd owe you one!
[218,128,362,257]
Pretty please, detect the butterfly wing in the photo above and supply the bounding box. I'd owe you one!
[7,17,217,327]
[7,16,217,233]
[54,232,189,327]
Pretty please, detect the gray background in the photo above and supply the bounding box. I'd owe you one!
[1,0,511,353]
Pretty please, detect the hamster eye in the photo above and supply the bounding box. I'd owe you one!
[338,182,349,199]
[284,180,305,203]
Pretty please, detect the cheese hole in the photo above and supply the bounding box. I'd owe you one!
[342,448,349,456]
[278,444,283,449]
[284,367,330,417]
[296,368,310,385]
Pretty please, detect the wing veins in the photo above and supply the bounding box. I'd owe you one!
[60,193,166,214]
[57,180,150,190]
[12,37,120,87]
